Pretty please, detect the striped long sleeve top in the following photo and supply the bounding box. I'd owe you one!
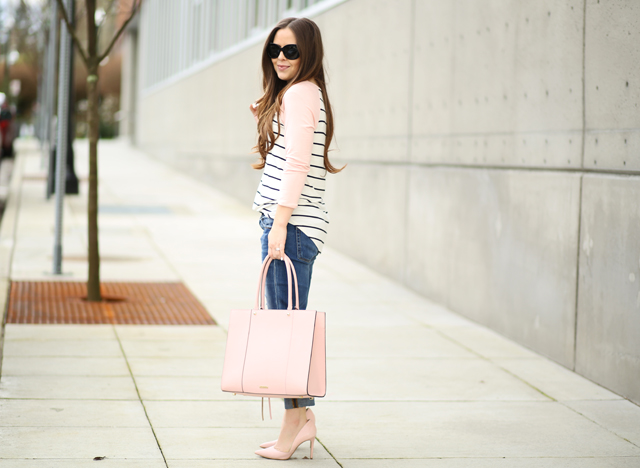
[252,81,329,252]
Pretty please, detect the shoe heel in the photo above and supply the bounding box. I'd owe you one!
[310,439,314,459]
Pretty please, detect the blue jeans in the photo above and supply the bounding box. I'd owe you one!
[259,215,319,410]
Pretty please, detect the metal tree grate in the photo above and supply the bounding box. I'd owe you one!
[6,281,216,325]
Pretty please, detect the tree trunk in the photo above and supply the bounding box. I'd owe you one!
[86,67,100,302]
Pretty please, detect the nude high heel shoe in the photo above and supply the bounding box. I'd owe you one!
[255,417,316,460]
[259,408,315,449]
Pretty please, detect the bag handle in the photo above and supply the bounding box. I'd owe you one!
[254,254,300,310]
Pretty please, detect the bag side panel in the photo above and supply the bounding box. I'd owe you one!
[221,309,252,393]
[307,311,326,397]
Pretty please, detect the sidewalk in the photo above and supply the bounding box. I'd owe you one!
[0,138,638,467]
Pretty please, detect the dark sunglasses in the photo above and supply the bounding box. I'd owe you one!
[266,43,300,60]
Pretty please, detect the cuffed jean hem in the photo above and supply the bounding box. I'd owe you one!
[284,397,315,409]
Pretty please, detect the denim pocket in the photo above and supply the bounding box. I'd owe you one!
[295,227,319,263]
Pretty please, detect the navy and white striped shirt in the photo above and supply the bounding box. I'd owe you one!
[253,82,329,251]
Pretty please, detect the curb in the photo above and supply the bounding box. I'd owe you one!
[0,149,25,378]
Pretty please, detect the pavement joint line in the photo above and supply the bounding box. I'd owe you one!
[572,174,584,372]
[315,436,343,467]
[559,399,640,450]
[112,324,170,468]
[432,328,557,402]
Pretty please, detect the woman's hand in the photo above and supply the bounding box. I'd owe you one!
[268,224,287,261]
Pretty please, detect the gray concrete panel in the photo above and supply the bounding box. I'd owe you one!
[411,0,455,137]
[405,167,581,366]
[584,0,640,171]
[316,0,412,162]
[412,131,583,169]
[324,163,408,284]
[575,174,640,404]
[138,45,261,158]
[508,1,584,133]
[583,130,640,173]
[411,0,583,169]
[148,152,260,207]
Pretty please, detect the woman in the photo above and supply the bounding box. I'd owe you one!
[250,17,342,460]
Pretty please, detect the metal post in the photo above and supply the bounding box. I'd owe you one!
[44,0,57,172]
[65,0,79,195]
[53,0,71,275]
[35,28,46,144]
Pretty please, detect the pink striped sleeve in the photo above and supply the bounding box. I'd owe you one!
[278,82,321,209]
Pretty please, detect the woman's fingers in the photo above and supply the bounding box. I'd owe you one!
[268,244,284,260]
[267,225,287,261]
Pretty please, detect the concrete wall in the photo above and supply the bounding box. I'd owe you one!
[129,0,640,404]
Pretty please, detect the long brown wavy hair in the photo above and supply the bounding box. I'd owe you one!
[252,17,342,173]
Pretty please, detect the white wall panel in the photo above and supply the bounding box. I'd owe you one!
[405,167,582,366]
[584,0,640,172]
[411,0,583,169]
[315,0,412,162]
[576,174,640,404]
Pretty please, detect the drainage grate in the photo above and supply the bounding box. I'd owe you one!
[7,281,216,325]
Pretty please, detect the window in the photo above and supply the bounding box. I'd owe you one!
[140,0,338,91]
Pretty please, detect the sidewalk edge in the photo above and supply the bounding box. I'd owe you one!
[0,151,25,377]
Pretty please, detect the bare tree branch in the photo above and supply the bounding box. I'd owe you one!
[54,0,89,65]
[94,0,117,37]
[97,0,141,63]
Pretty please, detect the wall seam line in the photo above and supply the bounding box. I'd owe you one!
[403,0,417,285]
[572,0,588,372]
[329,160,640,177]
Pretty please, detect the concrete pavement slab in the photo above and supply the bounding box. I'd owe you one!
[127,357,222,377]
[167,459,340,467]
[119,339,224,359]
[340,458,640,467]
[114,325,224,341]
[326,325,477,359]
[0,356,130,376]
[565,399,640,446]
[144,400,282,429]
[0,376,139,400]
[135,376,225,401]
[0,461,167,468]
[326,357,549,401]
[3,324,116,340]
[0,399,149,427]
[316,402,640,459]
[155,427,331,460]
[437,325,542,358]
[495,357,623,401]
[2,339,123,357]
[0,427,163,459]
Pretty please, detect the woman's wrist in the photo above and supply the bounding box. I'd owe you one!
[273,205,294,229]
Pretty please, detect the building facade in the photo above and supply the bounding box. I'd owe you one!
[120,0,640,404]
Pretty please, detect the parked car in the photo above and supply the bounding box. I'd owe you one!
[0,93,14,158]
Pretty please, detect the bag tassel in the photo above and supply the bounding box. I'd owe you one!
[261,397,273,421]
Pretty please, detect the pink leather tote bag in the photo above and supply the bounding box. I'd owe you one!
[221,255,326,403]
